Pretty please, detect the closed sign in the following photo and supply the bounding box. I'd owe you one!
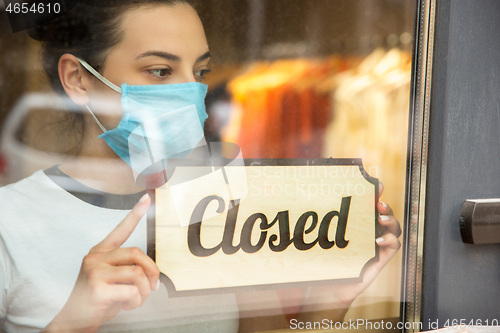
[150,159,378,295]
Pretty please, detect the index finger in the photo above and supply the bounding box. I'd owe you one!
[92,194,151,252]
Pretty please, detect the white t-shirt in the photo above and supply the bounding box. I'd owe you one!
[0,168,239,332]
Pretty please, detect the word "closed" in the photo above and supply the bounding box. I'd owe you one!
[187,195,352,257]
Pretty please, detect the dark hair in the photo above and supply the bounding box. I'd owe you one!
[29,0,194,94]
[26,0,194,155]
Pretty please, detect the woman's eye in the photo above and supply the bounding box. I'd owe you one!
[148,68,171,78]
[194,69,211,80]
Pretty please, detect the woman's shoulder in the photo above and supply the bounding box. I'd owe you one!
[0,170,52,197]
[0,166,131,231]
[0,171,57,227]
[0,168,89,229]
[0,167,130,259]
[0,169,62,202]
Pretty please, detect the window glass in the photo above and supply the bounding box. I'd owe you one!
[0,1,416,332]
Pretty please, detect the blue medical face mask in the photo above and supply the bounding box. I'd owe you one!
[77,58,209,186]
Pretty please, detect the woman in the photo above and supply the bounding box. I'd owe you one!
[0,0,401,332]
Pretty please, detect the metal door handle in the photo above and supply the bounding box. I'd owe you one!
[460,199,500,244]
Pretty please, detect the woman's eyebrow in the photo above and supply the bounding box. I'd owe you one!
[136,51,180,61]
[135,51,211,63]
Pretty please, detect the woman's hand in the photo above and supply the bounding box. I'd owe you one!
[43,194,160,333]
[297,182,402,321]
[238,183,402,332]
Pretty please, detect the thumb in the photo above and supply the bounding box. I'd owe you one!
[92,194,150,252]
[378,181,384,198]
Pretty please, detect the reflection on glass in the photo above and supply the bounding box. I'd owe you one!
[201,0,414,329]
[0,0,415,332]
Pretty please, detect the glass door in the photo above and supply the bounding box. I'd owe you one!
[0,1,436,332]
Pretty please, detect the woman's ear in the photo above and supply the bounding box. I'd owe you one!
[58,54,91,106]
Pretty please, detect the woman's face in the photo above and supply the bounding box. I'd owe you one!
[86,3,210,123]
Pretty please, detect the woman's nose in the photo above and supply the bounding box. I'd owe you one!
[174,67,197,84]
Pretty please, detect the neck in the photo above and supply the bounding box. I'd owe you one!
[59,156,145,195]
[59,122,144,194]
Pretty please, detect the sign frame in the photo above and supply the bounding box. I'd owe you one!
[148,158,379,297]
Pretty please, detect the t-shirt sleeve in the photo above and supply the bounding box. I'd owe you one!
[0,234,10,318]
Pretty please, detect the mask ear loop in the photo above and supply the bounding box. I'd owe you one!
[84,105,108,133]
[76,56,122,134]
[76,57,122,93]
